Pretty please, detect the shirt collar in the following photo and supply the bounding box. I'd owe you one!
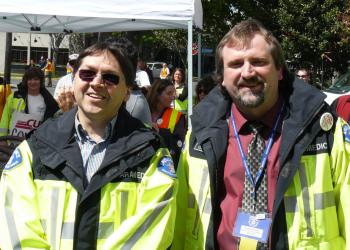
[231,96,283,134]
[74,112,118,143]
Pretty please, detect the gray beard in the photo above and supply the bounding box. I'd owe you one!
[236,92,265,108]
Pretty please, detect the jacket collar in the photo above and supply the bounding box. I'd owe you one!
[278,75,326,166]
[191,73,327,167]
[31,106,156,169]
[191,85,231,143]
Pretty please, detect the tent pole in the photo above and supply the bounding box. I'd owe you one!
[197,32,201,79]
[187,20,193,127]
[27,32,31,65]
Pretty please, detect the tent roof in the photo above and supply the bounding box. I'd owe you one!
[0,0,202,33]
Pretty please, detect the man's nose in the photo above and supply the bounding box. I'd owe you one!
[90,74,103,86]
[241,62,255,78]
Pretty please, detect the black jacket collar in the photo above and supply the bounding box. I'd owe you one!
[191,73,327,164]
[30,106,157,169]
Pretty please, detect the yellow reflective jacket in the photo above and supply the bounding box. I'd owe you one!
[173,82,350,250]
[0,92,26,136]
[0,107,177,250]
[0,80,12,118]
[0,90,59,137]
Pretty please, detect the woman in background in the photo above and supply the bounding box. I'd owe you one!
[195,75,216,105]
[0,67,59,139]
[171,68,188,115]
[147,79,186,165]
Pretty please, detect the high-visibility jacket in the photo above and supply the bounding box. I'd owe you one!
[45,61,53,73]
[0,107,178,249]
[174,98,188,115]
[174,85,188,115]
[172,79,350,249]
[157,108,186,167]
[158,108,182,133]
[0,80,12,118]
[0,89,59,137]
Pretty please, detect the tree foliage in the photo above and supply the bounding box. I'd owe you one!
[274,0,349,77]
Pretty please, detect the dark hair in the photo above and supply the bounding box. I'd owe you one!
[22,67,45,90]
[74,41,136,87]
[147,79,174,112]
[195,75,216,104]
[215,18,286,84]
[171,68,186,84]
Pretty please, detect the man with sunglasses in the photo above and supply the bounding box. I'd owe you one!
[0,42,177,249]
[296,68,310,83]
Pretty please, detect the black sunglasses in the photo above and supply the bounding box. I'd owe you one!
[78,69,120,86]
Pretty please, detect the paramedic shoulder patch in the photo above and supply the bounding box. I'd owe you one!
[157,156,176,178]
[4,148,22,171]
[343,124,350,143]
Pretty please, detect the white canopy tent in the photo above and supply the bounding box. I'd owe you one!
[0,0,203,118]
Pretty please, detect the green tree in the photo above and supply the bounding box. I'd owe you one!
[274,0,349,85]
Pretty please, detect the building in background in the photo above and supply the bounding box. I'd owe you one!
[0,32,70,76]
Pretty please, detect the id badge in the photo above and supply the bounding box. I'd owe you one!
[232,209,272,243]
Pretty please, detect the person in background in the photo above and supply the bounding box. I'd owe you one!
[39,56,46,69]
[53,54,79,111]
[147,79,186,166]
[160,63,170,79]
[135,59,151,94]
[173,18,350,249]
[43,58,53,87]
[0,76,12,118]
[331,94,350,123]
[172,68,188,115]
[0,67,58,139]
[24,59,37,70]
[296,68,310,83]
[0,42,177,249]
[66,54,78,74]
[125,82,152,126]
[195,75,216,105]
[138,59,154,84]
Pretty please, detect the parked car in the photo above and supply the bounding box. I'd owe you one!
[147,62,166,79]
[323,71,350,104]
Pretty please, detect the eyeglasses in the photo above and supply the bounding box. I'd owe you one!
[78,69,120,86]
[297,74,309,79]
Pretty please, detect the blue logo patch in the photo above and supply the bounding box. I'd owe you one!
[4,148,22,171]
[157,156,176,178]
[343,124,350,143]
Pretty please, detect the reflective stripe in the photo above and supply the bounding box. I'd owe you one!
[121,187,174,249]
[0,128,9,133]
[168,109,181,133]
[4,187,22,250]
[197,168,208,212]
[203,198,212,214]
[284,196,298,213]
[192,168,208,235]
[50,188,60,248]
[16,99,23,110]
[120,191,128,223]
[299,163,313,237]
[61,222,74,239]
[98,222,114,239]
[314,191,335,210]
[188,193,195,208]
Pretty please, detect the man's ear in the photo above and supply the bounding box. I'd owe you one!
[278,68,283,80]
